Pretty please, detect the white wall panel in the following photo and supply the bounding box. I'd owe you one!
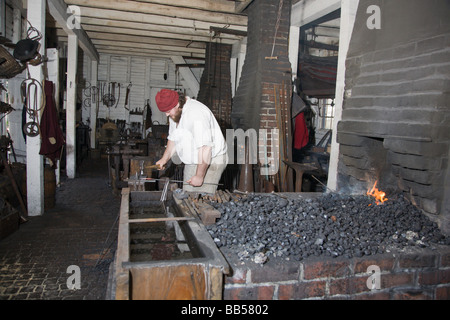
[81,54,184,136]
[129,57,146,112]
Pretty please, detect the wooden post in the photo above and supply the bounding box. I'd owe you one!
[66,34,78,178]
[26,0,45,216]
[327,0,359,191]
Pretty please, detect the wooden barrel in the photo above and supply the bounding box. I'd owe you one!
[44,166,56,209]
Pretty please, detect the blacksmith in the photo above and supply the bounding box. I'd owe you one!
[155,89,227,194]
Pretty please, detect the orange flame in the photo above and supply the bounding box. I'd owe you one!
[366,181,388,205]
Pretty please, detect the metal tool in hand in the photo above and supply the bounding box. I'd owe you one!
[141,177,222,186]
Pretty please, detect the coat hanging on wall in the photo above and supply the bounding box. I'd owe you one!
[39,80,65,168]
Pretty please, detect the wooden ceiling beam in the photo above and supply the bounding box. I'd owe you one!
[47,18,242,42]
[79,24,242,44]
[210,26,248,37]
[92,45,205,59]
[175,63,205,68]
[55,37,206,59]
[235,0,253,13]
[65,0,247,26]
[92,39,205,55]
[56,29,206,53]
[73,6,247,31]
[55,29,207,50]
[79,18,244,40]
[56,35,206,55]
[132,0,238,14]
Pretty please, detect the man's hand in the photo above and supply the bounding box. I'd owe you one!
[186,175,204,187]
[155,159,166,170]
[156,140,175,170]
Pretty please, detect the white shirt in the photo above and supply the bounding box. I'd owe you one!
[167,97,227,165]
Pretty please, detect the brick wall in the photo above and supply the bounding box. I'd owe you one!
[197,43,233,130]
[336,0,450,233]
[223,247,450,300]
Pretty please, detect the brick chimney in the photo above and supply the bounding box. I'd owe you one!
[231,0,292,132]
[230,0,293,191]
[197,42,233,131]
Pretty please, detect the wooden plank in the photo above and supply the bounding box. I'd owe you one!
[75,7,246,31]
[209,267,224,300]
[130,265,207,300]
[85,45,205,59]
[210,26,248,37]
[195,202,221,225]
[175,64,206,68]
[66,0,248,26]
[80,24,241,44]
[46,16,246,40]
[128,217,195,223]
[115,188,131,300]
[235,0,253,13]
[56,31,206,55]
[82,31,206,49]
[91,39,205,55]
[132,0,237,14]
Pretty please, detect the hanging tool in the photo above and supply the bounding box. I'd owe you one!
[124,83,132,111]
[111,82,115,99]
[144,99,152,133]
[21,77,45,137]
[114,83,121,108]
[102,81,115,108]
[91,85,98,104]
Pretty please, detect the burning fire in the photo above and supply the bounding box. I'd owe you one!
[366,181,388,205]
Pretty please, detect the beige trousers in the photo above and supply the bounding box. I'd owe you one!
[182,153,228,194]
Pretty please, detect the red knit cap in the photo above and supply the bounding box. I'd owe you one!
[155,89,179,112]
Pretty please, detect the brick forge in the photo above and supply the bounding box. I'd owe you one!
[217,0,450,300]
[336,0,450,234]
[222,246,450,300]
[191,0,450,300]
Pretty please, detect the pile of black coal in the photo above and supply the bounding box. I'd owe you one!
[205,192,450,262]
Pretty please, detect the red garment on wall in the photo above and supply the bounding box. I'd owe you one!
[39,80,65,168]
[294,112,309,150]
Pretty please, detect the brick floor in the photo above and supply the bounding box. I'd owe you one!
[0,158,120,300]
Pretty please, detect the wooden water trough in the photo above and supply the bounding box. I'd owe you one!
[112,188,229,300]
